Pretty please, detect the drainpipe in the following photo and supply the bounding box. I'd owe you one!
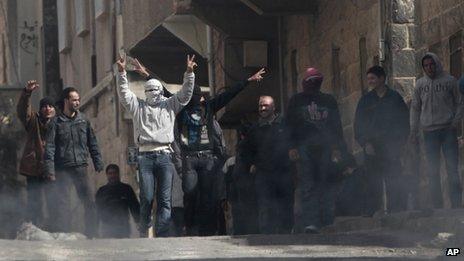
[377,0,386,66]
[277,16,285,113]
[206,25,215,96]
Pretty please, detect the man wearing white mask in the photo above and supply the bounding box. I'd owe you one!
[116,55,196,237]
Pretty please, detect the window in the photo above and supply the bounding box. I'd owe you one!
[290,49,298,94]
[94,0,108,20]
[449,31,463,139]
[91,54,97,87]
[359,37,368,94]
[75,0,89,37]
[332,46,341,98]
[57,0,70,53]
[449,31,462,79]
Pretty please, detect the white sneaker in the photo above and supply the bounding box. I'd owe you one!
[304,225,319,234]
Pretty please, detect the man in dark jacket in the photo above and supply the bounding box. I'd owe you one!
[96,164,140,238]
[178,68,265,236]
[16,80,56,228]
[44,87,104,237]
[226,123,259,235]
[287,67,347,233]
[242,96,293,234]
[354,66,410,214]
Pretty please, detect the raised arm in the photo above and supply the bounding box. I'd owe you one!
[170,55,197,113]
[116,56,139,116]
[209,68,266,113]
[17,80,39,129]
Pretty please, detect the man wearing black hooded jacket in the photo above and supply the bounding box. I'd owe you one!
[287,67,347,234]
[178,68,265,236]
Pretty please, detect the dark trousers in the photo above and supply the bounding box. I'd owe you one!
[170,207,185,236]
[25,176,52,228]
[53,166,96,237]
[365,150,408,215]
[138,152,175,237]
[182,153,220,236]
[423,127,462,208]
[100,220,130,239]
[294,144,338,232]
[255,169,293,234]
[229,161,259,235]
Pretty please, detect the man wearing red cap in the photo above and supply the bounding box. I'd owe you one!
[287,67,347,233]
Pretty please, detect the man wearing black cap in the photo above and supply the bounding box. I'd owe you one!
[178,68,265,236]
[16,80,56,228]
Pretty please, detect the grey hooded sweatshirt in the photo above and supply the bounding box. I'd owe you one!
[410,52,463,133]
[118,71,194,146]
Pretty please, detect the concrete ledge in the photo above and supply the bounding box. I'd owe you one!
[322,209,464,244]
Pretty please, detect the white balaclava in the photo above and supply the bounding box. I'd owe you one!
[144,79,164,105]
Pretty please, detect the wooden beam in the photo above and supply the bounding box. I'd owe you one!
[79,73,113,109]
[240,0,264,15]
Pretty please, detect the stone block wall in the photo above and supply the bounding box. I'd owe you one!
[281,0,381,154]
[413,0,464,208]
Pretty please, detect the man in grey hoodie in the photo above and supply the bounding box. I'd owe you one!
[116,55,196,237]
[410,52,463,208]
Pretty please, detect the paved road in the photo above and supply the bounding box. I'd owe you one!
[0,230,443,260]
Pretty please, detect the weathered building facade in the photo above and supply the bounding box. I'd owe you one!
[1,0,464,238]
[54,0,464,214]
[0,0,60,238]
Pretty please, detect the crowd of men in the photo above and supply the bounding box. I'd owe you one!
[16,51,464,238]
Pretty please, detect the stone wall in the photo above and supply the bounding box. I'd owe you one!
[414,0,464,208]
[415,0,464,73]
[281,0,381,154]
[389,0,417,102]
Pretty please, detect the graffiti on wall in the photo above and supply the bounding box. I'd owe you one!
[19,21,38,54]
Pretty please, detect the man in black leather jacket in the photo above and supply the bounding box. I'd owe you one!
[44,87,104,237]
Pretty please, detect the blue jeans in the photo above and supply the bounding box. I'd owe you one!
[182,154,220,236]
[294,144,337,232]
[423,127,462,208]
[138,151,175,237]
